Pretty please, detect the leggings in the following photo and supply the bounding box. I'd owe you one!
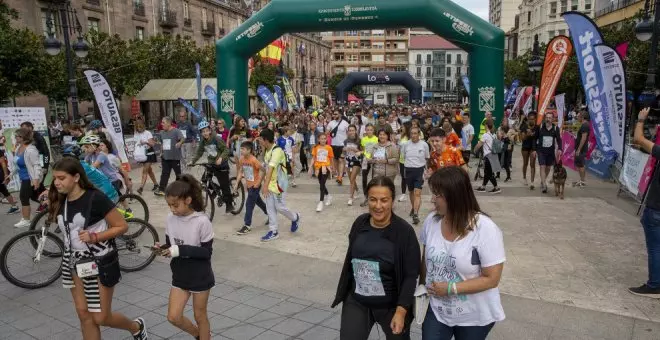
[340,294,410,340]
[318,171,329,201]
[399,163,406,195]
[300,149,308,171]
[482,157,498,188]
[361,164,371,197]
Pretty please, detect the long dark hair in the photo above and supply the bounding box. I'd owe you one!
[428,167,484,235]
[164,174,205,212]
[366,176,396,200]
[48,158,98,222]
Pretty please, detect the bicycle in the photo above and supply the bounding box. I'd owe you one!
[116,190,150,222]
[1,217,159,289]
[194,163,245,221]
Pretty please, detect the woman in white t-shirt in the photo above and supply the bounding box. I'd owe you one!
[474,120,501,194]
[133,121,159,195]
[420,167,505,339]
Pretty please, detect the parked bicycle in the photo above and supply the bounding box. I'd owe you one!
[194,163,245,221]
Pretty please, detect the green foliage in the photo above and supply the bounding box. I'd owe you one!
[249,62,279,90]
[327,72,345,94]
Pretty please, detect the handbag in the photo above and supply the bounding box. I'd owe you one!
[133,144,147,162]
[414,284,430,325]
[64,191,122,287]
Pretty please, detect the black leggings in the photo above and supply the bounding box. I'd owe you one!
[361,164,371,198]
[213,167,233,205]
[318,171,329,201]
[482,157,498,188]
[399,163,406,194]
[300,149,308,171]
[340,294,410,340]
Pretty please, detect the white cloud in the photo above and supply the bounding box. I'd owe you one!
[453,0,490,21]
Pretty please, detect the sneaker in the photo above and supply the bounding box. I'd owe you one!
[360,199,368,207]
[347,198,353,206]
[409,209,414,217]
[628,284,660,299]
[14,219,30,228]
[151,184,159,192]
[132,317,147,340]
[475,187,487,192]
[412,213,420,225]
[136,186,144,195]
[523,179,528,186]
[290,213,300,232]
[6,206,19,215]
[490,187,502,194]
[577,181,586,187]
[316,201,324,212]
[236,225,251,235]
[530,184,535,190]
[154,190,165,197]
[325,195,333,206]
[261,230,279,242]
[541,184,548,194]
[504,177,511,182]
[291,181,297,188]
[397,194,407,202]
[337,177,343,186]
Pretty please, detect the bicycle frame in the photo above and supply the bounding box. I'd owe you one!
[34,226,49,263]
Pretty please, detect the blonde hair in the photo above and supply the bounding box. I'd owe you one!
[15,128,33,144]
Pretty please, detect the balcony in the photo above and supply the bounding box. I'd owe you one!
[184,18,191,27]
[594,0,642,18]
[201,21,215,36]
[86,0,101,6]
[159,10,177,28]
[133,2,146,16]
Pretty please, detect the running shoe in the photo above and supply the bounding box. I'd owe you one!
[6,206,19,215]
[541,184,548,194]
[348,198,353,206]
[261,230,279,242]
[409,209,414,217]
[14,219,30,228]
[325,194,333,206]
[152,184,159,191]
[291,213,301,232]
[523,179,528,186]
[397,194,407,202]
[137,186,144,195]
[490,187,502,194]
[475,187,487,192]
[132,317,148,340]
[337,177,343,186]
[412,213,420,225]
[154,190,165,196]
[236,225,251,235]
[504,177,511,182]
[530,184,535,190]
[628,284,660,299]
[316,201,324,212]
[577,181,586,187]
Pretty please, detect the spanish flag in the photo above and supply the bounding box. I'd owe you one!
[258,38,285,65]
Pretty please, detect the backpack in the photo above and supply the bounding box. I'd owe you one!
[267,146,289,193]
[491,133,504,154]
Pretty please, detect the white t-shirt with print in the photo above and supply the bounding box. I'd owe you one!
[327,119,349,146]
[480,132,494,156]
[134,130,153,146]
[420,213,506,327]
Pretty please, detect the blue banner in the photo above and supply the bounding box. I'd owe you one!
[461,75,470,95]
[177,98,201,121]
[562,11,617,179]
[505,79,519,105]
[257,85,278,113]
[273,85,287,111]
[204,85,218,115]
[195,63,203,117]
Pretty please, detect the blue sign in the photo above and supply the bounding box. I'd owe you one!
[257,85,278,113]
[505,80,519,105]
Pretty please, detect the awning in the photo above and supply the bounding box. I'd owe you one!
[135,78,255,101]
[348,94,362,102]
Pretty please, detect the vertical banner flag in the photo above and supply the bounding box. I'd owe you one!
[273,85,287,111]
[177,98,201,120]
[195,63,203,117]
[555,93,566,128]
[281,76,298,110]
[615,41,629,60]
[595,44,627,158]
[522,94,533,115]
[83,70,129,171]
[461,75,470,95]
[512,86,526,110]
[204,85,219,115]
[505,80,520,105]
[537,36,573,125]
[256,85,278,113]
[561,131,577,170]
[562,11,618,178]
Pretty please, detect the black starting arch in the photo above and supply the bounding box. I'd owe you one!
[335,72,422,105]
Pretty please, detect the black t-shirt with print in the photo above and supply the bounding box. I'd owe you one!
[575,122,590,154]
[520,124,537,150]
[58,189,115,254]
[350,222,397,308]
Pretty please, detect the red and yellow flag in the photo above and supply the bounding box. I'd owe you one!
[537,36,573,125]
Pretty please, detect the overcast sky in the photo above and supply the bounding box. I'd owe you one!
[455,0,489,21]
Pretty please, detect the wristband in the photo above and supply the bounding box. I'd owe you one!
[447,281,453,296]
[90,232,98,243]
[452,282,458,295]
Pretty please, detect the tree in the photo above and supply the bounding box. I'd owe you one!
[327,72,345,94]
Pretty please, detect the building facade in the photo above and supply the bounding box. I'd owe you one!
[517,0,594,55]
[489,0,520,33]
[505,14,520,60]
[594,0,644,28]
[282,33,332,98]
[408,35,468,103]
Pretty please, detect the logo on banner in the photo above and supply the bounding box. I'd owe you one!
[444,12,474,36]
[318,5,378,22]
[236,21,264,41]
[552,39,569,54]
[367,74,390,83]
[478,87,495,112]
[220,89,236,112]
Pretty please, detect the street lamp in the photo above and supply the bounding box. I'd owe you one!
[636,0,660,93]
[527,34,543,112]
[43,0,90,122]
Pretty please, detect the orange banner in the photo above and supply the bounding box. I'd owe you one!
[537,36,573,125]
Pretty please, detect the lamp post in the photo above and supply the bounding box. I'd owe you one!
[527,34,543,112]
[636,0,660,96]
[43,0,89,122]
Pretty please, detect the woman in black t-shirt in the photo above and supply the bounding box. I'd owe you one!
[519,113,538,189]
[333,176,421,340]
[48,158,148,340]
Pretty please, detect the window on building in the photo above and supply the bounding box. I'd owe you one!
[88,17,100,32]
[395,66,407,72]
[548,30,554,39]
[446,54,452,64]
[347,54,358,61]
[585,0,592,10]
[456,67,461,76]
[571,0,578,10]
[426,79,431,89]
[372,54,384,62]
[457,54,462,64]
[360,54,371,61]
[446,79,452,91]
[435,79,443,90]
[416,54,422,64]
[202,8,207,23]
[347,30,358,36]
[558,29,566,35]
[527,11,531,22]
[41,9,60,38]
[136,26,144,40]
[550,2,557,15]
[560,0,567,12]
[416,67,421,77]
[426,67,431,77]
[426,54,431,64]
[183,1,190,19]
[446,67,451,77]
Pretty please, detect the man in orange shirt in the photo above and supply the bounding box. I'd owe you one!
[236,141,268,235]
[426,128,467,178]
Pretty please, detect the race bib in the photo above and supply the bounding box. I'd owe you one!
[352,259,385,297]
[163,139,172,150]
[75,258,99,278]
[542,136,553,148]
[373,148,386,160]
[317,149,328,163]
[181,130,187,139]
[242,165,255,182]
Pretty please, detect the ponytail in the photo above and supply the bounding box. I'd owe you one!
[164,174,205,212]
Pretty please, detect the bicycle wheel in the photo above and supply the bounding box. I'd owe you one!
[204,189,216,221]
[116,218,159,272]
[28,210,64,257]
[116,193,149,222]
[0,230,64,289]
[229,177,245,215]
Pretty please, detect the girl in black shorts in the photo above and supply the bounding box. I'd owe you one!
[344,125,363,206]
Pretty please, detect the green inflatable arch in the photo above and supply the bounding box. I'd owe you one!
[216,0,504,128]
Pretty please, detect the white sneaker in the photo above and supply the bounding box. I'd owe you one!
[397,194,407,202]
[316,201,324,212]
[348,198,353,206]
[14,218,30,228]
[325,195,333,206]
